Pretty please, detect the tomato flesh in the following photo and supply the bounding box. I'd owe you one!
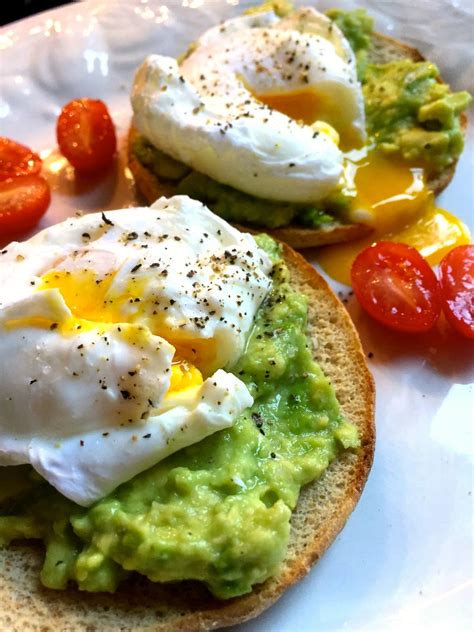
[56,99,116,172]
[439,244,474,339]
[351,241,441,333]
[0,137,42,181]
[0,175,51,237]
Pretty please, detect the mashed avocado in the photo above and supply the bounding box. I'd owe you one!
[133,7,470,229]
[329,8,471,172]
[245,0,293,18]
[363,61,470,170]
[326,8,373,80]
[133,136,339,229]
[0,236,359,599]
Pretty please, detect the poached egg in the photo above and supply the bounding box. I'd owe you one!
[131,8,365,204]
[0,196,272,506]
[131,5,470,286]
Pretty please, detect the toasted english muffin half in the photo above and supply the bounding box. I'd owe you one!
[0,242,375,631]
[127,32,466,249]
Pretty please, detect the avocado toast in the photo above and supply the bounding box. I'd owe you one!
[128,6,469,249]
[0,230,374,630]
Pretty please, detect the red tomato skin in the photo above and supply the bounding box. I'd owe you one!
[0,175,51,237]
[351,241,442,334]
[56,99,116,172]
[439,245,474,340]
[0,138,42,181]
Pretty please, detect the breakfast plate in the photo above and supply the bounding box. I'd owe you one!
[0,1,473,631]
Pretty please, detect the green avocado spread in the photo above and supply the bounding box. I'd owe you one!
[326,8,373,80]
[0,236,359,599]
[363,61,470,170]
[329,9,471,170]
[133,7,470,229]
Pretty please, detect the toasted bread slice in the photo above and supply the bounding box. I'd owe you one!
[0,243,375,631]
[127,31,465,249]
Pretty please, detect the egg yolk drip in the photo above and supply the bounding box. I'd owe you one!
[316,149,470,285]
[31,269,204,397]
[255,89,470,285]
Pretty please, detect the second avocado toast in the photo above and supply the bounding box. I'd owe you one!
[128,5,470,248]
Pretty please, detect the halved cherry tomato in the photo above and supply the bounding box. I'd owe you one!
[0,138,42,181]
[351,241,441,333]
[0,175,51,236]
[439,244,474,339]
[56,98,116,172]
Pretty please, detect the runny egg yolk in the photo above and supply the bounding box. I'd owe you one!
[40,268,118,323]
[251,88,358,150]
[167,360,203,398]
[255,89,325,127]
[316,149,470,285]
[250,90,469,285]
[34,268,204,397]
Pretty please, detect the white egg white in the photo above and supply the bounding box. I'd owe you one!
[131,7,365,204]
[0,196,271,506]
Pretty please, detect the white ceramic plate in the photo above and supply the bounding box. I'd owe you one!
[1,1,473,631]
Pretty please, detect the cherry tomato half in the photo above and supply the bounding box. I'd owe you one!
[0,175,51,237]
[439,244,474,339]
[0,137,42,181]
[56,98,116,172]
[351,241,442,333]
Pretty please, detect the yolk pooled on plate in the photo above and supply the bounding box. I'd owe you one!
[37,268,203,396]
[316,149,470,285]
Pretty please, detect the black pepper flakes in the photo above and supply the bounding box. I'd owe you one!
[101,212,114,226]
